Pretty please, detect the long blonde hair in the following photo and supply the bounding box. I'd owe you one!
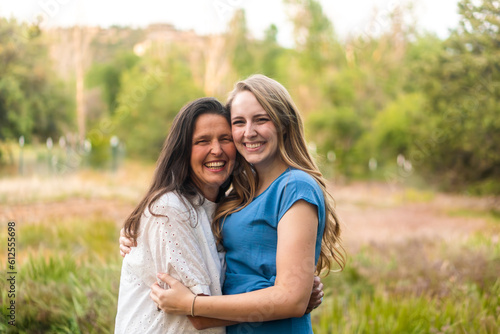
[213,74,345,275]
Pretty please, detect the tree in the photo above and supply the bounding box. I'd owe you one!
[225,9,255,78]
[110,49,204,160]
[284,0,340,71]
[0,18,73,142]
[413,0,500,193]
[86,52,139,113]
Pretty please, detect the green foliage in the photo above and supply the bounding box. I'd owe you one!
[0,255,120,333]
[0,217,121,333]
[112,52,204,160]
[285,0,340,71]
[87,133,112,169]
[308,106,363,176]
[0,18,73,142]
[361,93,425,163]
[258,24,283,78]
[1,0,498,194]
[225,10,255,78]
[86,52,140,113]
[411,0,500,193]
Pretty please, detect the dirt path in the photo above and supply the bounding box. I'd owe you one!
[330,182,496,251]
[1,198,134,226]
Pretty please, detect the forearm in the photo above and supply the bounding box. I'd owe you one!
[193,285,309,322]
[188,316,238,330]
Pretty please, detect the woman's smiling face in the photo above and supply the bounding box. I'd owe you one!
[190,113,236,201]
[230,91,280,170]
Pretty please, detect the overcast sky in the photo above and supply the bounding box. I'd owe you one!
[0,0,461,46]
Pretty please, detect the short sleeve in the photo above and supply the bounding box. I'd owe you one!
[277,173,325,223]
[126,193,212,296]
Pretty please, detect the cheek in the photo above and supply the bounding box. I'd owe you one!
[231,129,244,143]
[190,147,204,167]
[265,124,279,139]
[223,143,237,161]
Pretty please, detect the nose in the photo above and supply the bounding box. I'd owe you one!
[244,122,257,138]
[210,140,223,156]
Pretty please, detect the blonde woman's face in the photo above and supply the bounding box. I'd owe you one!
[230,91,280,170]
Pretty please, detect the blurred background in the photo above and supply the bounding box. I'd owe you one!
[0,0,499,332]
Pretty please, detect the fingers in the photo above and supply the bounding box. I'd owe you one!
[150,291,161,309]
[312,283,324,297]
[119,235,135,248]
[312,275,322,291]
[119,243,131,256]
[311,289,324,301]
[156,272,177,286]
[119,228,137,247]
[118,228,136,257]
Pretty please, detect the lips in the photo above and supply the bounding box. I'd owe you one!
[244,142,264,149]
[204,161,226,170]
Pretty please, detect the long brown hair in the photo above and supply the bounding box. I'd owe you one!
[124,97,231,242]
[213,75,345,275]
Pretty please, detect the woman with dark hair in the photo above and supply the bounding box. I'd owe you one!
[149,75,345,333]
[114,97,241,333]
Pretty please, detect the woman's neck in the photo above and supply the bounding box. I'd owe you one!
[255,159,289,196]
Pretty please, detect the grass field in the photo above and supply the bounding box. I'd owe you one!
[1,163,499,333]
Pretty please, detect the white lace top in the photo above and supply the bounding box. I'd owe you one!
[115,192,225,333]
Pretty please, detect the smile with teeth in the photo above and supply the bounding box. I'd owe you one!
[204,161,226,169]
[245,142,263,149]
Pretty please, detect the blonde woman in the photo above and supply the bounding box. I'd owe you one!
[150,75,344,333]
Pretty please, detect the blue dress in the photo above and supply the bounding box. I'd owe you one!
[222,168,326,333]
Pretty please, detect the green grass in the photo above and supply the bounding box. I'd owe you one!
[399,188,436,203]
[0,217,122,333]
[313,236,500,333]
[448,208,500,224]
[314,283,500,333]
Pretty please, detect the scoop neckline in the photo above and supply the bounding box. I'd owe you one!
[254,167,292,200]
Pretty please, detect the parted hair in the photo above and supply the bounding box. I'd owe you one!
[124,97,233,242]
[212,74,345,275]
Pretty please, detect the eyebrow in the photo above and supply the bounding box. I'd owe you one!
[231,113,269,120]
[193,133,232,140]
[193,134,210,141]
